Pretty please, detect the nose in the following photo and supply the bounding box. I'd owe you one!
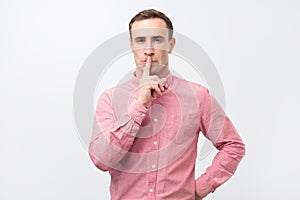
[143,39,155,57]
[144,46,155,57]
[144,51,154,57]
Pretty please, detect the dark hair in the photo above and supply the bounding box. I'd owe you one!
[129,9,173,40]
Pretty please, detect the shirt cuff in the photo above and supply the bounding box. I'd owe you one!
[128,99,148,125]
[195,175,215,198]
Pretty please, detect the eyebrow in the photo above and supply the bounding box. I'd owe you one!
[152,36,165,40]
[133,35,165,40]
[134,36,146,41]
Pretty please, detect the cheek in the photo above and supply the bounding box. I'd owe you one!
[133,51,142,61]
[156,51,169,62]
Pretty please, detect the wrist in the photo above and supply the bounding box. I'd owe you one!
[137,97,150,108]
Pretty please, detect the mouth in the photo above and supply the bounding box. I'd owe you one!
[142,60,157,65]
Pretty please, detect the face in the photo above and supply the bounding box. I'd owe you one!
[130,18,175,78]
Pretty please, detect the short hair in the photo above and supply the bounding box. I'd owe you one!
[129,9,174,40]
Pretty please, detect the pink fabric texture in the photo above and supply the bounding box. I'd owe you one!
[89,73,245,200]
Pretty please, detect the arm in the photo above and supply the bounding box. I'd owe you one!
[88,90,148,171]
[89,57,165,172]
[195,89,246,198]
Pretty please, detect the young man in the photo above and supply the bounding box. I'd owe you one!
[89,9,245,200]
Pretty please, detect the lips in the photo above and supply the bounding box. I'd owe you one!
[142,59,157,64]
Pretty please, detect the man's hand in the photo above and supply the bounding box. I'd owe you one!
[137,56,166,107]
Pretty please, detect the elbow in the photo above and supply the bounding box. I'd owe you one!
[240,141,246,159]
[233,140,246,160]
[217,139,246,161]
[88,146,110,172]
[234,140,246,161]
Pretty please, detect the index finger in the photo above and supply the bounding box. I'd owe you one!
[142,56,151,77]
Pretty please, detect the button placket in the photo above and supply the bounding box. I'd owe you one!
[152,135,159,150]
[147,171,156,196]
[147,139,159,197]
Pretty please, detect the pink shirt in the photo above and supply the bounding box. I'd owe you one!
[89,73,245,200]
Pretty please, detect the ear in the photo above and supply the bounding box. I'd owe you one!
[168,38,176,54]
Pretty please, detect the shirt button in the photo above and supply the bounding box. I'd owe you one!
[153,118,158,122]
[151,164,156,169]
[141,113,145,117]
[153,141,158,145]
[149,188,154,193]
[132,133,136,137]
[132,125,139,132]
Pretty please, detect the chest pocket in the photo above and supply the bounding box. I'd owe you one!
[165,112,199,143]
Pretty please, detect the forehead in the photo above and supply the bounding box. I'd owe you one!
[131,18,169,37]
[131,18,168,30]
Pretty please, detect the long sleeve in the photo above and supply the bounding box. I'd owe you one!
[88,89,148,171]
[195,89,246,198]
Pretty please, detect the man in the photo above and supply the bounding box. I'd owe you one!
[89,9,245,200]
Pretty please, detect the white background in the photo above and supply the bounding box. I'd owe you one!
[1,0,300,199]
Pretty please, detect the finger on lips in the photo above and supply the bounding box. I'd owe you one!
[141,56,166,98]
[142,56,152,77]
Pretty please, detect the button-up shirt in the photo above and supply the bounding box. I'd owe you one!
[89,73,245,200]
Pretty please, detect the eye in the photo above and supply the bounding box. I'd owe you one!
[135,38,145,44]
[152,36,164,43]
